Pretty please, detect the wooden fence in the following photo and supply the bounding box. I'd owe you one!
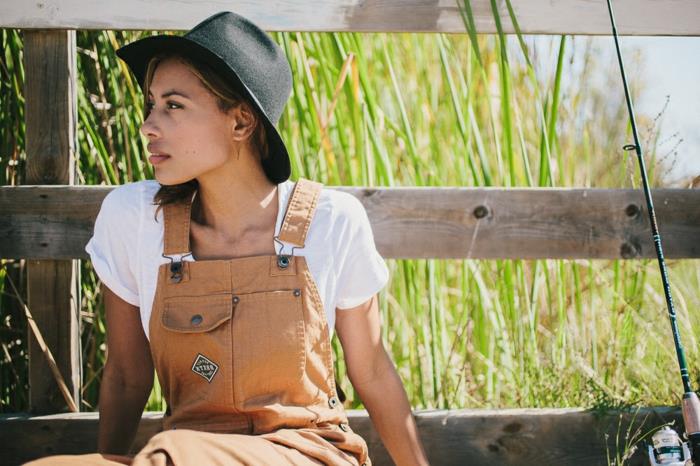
[2,1,700,465]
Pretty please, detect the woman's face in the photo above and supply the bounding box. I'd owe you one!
[140,57,238,185]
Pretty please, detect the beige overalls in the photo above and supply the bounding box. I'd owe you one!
[26,178,371,466]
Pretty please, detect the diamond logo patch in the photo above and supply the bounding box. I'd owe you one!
[191,353,219,383]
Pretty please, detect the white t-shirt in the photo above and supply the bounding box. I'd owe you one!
[85,179,390,340]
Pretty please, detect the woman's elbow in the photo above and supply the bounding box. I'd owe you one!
[102,355,154,394]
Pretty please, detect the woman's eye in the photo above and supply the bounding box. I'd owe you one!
[145,101,182,110]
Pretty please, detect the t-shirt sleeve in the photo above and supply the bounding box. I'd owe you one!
[334,194,389,309]
[84,185,141,307]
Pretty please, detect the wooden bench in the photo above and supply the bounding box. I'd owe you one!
[0,408,687,465]
[2,1,699,465]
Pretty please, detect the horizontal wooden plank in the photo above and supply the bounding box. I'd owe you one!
[2,185,700,260]
[2,0,699,35]
[0,407,684,465]
[0,186,101,261]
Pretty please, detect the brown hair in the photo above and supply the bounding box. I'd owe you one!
[143,52,269,217]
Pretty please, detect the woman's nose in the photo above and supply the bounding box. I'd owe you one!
[140,112,160,139]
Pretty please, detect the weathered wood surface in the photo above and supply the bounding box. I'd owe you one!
[23,30,81,414]
[0,407,684,465]
[2,0,699,36]
[1,186,700,260]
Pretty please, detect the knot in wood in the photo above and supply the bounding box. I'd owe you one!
[473,205,489,219]
[625,204,640,218]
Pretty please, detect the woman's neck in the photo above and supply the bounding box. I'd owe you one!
[192,173,279,241]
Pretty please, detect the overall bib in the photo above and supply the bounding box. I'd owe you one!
[26,178,371,466]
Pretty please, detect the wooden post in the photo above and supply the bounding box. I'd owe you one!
[23,30,81,413]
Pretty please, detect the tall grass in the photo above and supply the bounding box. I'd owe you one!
[1,18,698,416]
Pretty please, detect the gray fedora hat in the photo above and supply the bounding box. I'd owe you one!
[116,11,292,183]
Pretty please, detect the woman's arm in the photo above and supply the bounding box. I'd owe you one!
[335,294,429,466]
[97,283,154,455]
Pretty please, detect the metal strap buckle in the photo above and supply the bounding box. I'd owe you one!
[162,252,193,283]
[273,236,298,269]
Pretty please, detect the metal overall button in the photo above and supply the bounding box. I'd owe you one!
[233,296,240,304]
[328,396,339,408]
[293,288,301,297]
[163,252,192,283]
[277,254,291,269]
[190,314,203,326]
[273,237,299,270]
[170,260,183,283]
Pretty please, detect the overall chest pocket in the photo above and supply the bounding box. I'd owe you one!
[160,293,234,405]
[231,288,307,409]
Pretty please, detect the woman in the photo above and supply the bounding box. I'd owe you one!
[27,11,428,466]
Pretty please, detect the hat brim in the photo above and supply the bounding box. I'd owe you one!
[116,35,291,183]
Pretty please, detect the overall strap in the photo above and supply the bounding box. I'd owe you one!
[278,178,323,248]
[162,196,194,256]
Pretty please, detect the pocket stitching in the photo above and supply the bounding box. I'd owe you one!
[162,293,232,333]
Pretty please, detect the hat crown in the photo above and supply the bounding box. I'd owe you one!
[184,12,292,125]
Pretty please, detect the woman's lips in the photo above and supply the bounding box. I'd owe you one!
[148,154,170,165]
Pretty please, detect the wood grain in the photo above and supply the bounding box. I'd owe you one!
[0,408,684,465]
[1,186,699,260]
[23,30,81,414]
[2,0,699,35]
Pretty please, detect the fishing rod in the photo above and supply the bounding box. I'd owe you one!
[604,0,700,464]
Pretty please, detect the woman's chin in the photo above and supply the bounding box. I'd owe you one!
[154,172,195,186]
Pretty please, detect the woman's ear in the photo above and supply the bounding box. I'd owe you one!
[230,101,258,141]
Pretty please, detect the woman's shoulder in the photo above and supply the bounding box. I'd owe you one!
[316,186,369,232]
[280,180,368,248]
[101,179,159,206]
[277,179,370,237]
[85,181,159,307]
[99,180,160,217]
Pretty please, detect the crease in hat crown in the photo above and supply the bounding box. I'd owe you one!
[115,10,293,183]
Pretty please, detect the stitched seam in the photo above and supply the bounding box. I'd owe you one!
[149,265,166,342]
[302,266,336,393]
[297,300,306,378]
[289,194,301,241]
[289,186,306,245]
[163,204,171,254]
[278,181,298,237]
[291,180,320,247]
[181,201,191,254]
[295,181,313,245]
[177,206,184,253]
[298,183,321,247]
[165,204,177,255]
[174,206,181,253]
[280,180,302,238]
[281,179,306,246]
